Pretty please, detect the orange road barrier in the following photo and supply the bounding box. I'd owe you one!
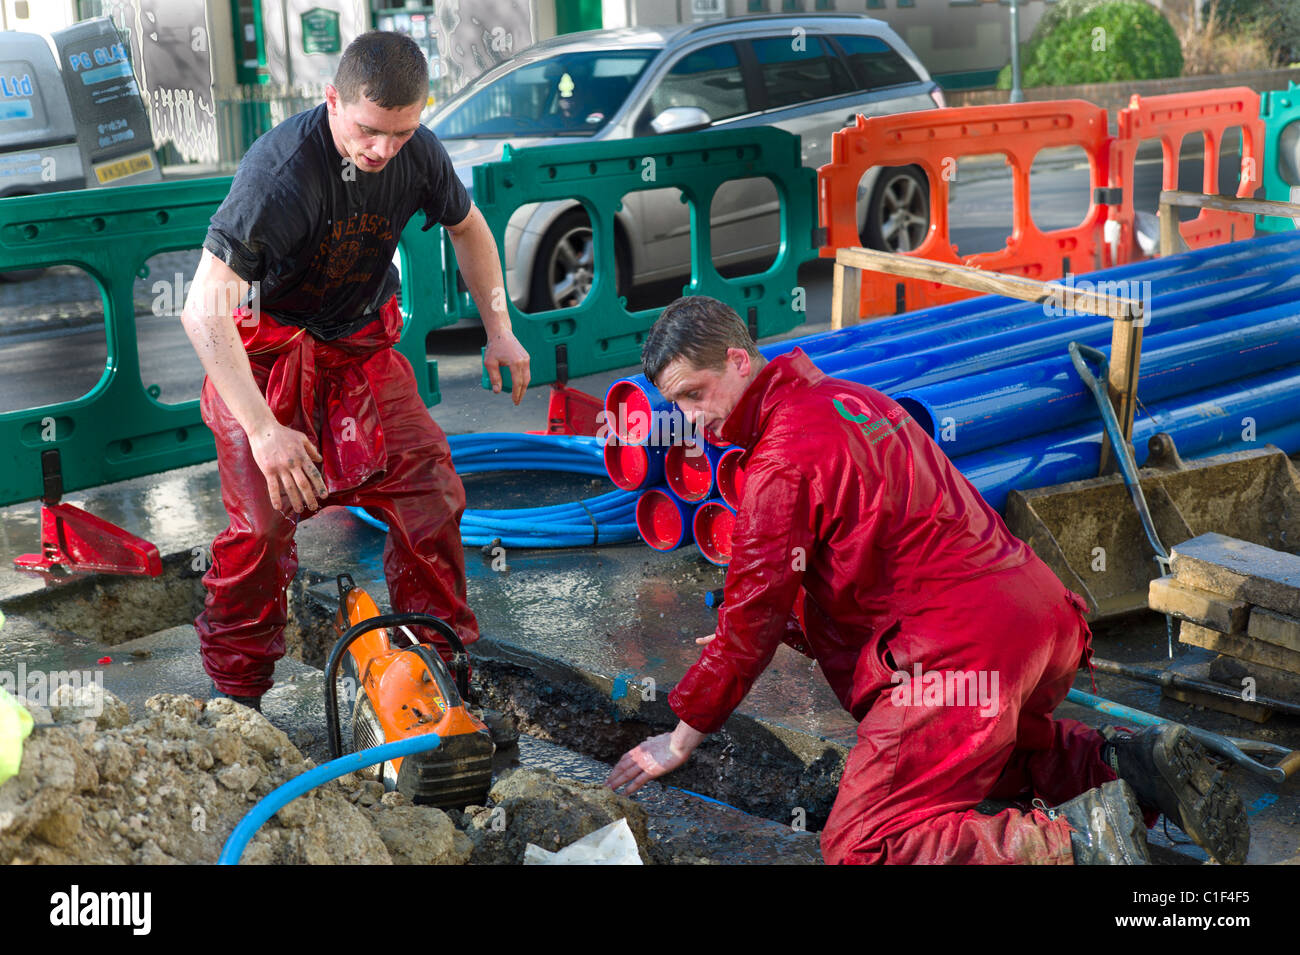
[819,100,1118,321]
[1109,88,1263,262]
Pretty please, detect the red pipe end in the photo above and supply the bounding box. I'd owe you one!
[716,447,747,509]
[665,443,714,502]
[694,501,736,565]
[606,380,654,444]
[636,489,688,550]
[603,440,649,491]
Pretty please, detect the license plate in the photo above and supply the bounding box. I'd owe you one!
[93,150,154,184]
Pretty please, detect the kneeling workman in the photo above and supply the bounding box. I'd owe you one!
[607,295,1248,865]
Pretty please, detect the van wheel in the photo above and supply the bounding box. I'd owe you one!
[861,166,930,253]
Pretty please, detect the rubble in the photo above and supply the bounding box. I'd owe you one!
[453,767,652,865]
[0,689,654,865]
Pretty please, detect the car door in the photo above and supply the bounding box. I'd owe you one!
[701,33,858,267]
[627,40,757,279]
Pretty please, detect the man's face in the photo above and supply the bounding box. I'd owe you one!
[654,347,756,439]
[326,85,424,174]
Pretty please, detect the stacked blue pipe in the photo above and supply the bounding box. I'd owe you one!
[602,232,1300,516]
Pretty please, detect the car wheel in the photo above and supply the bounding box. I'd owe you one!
[528,209,629,312]
[861,166,930,253]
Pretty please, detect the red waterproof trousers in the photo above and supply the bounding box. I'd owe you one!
[819,559,1116,864]
[195,298,478,697]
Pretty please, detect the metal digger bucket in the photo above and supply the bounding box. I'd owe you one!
[1005,445,1300,620]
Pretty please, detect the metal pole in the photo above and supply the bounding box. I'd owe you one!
[281,0,295,89]
[1009,0,1024,104]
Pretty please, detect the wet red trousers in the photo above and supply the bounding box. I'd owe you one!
[820,558,1120,864]
[195,300,478,697]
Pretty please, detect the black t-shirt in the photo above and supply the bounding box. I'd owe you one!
[204,102,471,340]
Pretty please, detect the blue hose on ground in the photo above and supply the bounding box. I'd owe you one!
[218,733,442,865]
[347,433,641,548]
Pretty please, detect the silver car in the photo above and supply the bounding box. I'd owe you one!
[428,14,944,314]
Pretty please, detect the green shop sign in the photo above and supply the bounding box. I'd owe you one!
[302,7,341,54]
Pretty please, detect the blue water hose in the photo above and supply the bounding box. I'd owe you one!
[348,433,641,547]
[218,733,442,865]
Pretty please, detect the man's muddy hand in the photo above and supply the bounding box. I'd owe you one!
[484,331,531,405]
[606,733,690,796]
[606,721,707,796]
[249,421,327,513]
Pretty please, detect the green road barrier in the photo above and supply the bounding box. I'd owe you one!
[1258,82,1300,233]
[458,127,818,388]
[1,128,817,507]
[0,177,449,507]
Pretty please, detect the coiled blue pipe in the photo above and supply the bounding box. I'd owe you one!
[348,433,640,547]
[218,733,442,865]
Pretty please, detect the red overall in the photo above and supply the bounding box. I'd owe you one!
[195,297,478,697]
[668,349,1122,864]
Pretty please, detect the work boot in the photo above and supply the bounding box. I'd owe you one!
[1037,780,1152,864]
[1101,723,1249,865]
[211,686,263,713]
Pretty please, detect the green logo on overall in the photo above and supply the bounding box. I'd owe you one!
[833,395,912,446]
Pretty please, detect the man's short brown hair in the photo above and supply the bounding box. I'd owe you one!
[335,31,428,108]
[642,296,760,384]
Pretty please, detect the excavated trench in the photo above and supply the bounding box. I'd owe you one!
[0,553,842,834]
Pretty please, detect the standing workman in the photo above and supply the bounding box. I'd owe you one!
[607,295,1249,865]
[181,32,529,710]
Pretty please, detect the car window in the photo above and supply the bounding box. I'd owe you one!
[832,34,922,90]
[432,49,655,138]
[750,36,854,110]
[644,42,750,125]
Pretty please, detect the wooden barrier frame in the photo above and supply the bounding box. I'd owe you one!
[1158,189,1300,256]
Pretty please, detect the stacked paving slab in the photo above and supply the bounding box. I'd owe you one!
[1149,533,1300,708]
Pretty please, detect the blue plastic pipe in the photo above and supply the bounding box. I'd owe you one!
[788,230,1300,354]
[636,488,701,550]
[954,364,1300,512]
[806,270,1300,395]
[794,246,1300,367]
[665,438,726,504]
[218,733,442,865]
[897,308,1300,456]
[606,245,1300,441]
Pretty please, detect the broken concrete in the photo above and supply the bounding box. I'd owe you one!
[0,692,394,865]
[455,767,652,865]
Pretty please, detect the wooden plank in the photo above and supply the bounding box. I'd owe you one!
[1159,189,1300,220]
[830,259,861,331]
[1099,297,1143,474]
[833,247,1140,322]
[1148,575,1249,633]
[1248,607,1300,654]
[1171,533,1300,617]
[1179,621,1300,676]
[1160,682,1273,723]
[1158,200,1187,257]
